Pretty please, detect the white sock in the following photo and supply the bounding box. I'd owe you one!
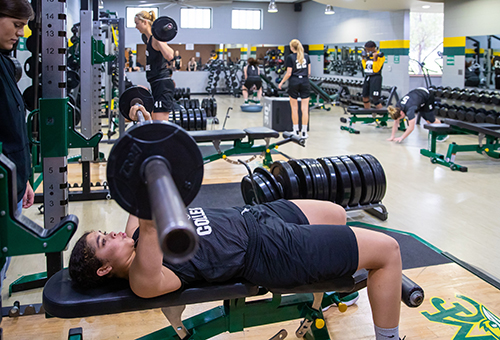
[293,124,299,133]
[374,325,399,340]
[301,124,308,133]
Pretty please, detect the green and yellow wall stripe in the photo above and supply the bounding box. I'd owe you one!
[443,36,466,56]
[379,40,409,56]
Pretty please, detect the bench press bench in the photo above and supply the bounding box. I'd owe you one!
[420,119,500,172]
[340,107,406,134]
[189,127,305,166]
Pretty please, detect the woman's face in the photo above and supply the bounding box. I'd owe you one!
[134,17,149,34]
[0,17,28,51]
[175,50,179,56]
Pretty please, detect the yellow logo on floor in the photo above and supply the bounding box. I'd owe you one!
[421,294,500,339]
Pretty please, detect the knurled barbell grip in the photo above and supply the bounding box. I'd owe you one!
[143,157,199,264]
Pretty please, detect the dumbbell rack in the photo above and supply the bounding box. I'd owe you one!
[241,155,388,221]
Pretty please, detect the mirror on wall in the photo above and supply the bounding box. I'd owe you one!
[323,42,366,78]
[464,35,500,90]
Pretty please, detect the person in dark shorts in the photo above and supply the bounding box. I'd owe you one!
[173,50,182,71]
[135,11,175,121]
[242,58,262,104]
[278,39,311,138]
[68,198,403,339]
[361,41,385,109]
[493,55,500,90]
[387,87,447,143]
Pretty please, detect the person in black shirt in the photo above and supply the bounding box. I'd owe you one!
[135,11,175,121]
[173,50,182,71]
[492,55,500,90]
[187,56,197,72]
[242,58,262,104]
[0,0,35,290]
[387,87,447,143]
[279,39,311,138]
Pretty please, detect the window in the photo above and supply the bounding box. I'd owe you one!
[180,8,212,29]
[231,9,262,30]
[409,11,444,75]
[126,7,159,28]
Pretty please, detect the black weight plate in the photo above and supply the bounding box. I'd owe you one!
[241,175,259,205]
[187,109,195,131]
[288,159,314,199]
[360,154,387,203]
[301,159,328,200]
[24,56,41,79]
[317,157,337,203]
[255,167,283,200]
[339,156,362,207]
[67,70,80,90]
[185,87,191,100]
[212,100,217,117]
[23,85,42,112]
[253,170,278,201]
[194,108,202,130]
[200,108,207,130]
[119,86,154,120]
[181,110,188,130]
[270,161,300,199]
[349,155,376,205]
[328,156,352,207]
[151,16,178,42]
[107,121,203,219]
[253,173,275,203]
[174,111,181,126]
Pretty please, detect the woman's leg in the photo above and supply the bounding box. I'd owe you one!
[290,97,299,125]
[300,96,309,128]
[351,227,402,329]
[242,85,248,101]
[152,111,170,121]
[290,199,346,225]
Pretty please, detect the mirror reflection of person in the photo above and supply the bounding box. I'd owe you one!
[492,55,500,90]
[134,11,175,121]
[125,48,140,72]
[173,50,182,71]
[187,56,197,72]
[242,58,262,104]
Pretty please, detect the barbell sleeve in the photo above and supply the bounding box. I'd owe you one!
[144,157,199,264]
[401,274,424,308]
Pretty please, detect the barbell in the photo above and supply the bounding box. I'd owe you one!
[109,86,204,263]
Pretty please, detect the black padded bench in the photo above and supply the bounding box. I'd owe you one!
[421,119,500,172]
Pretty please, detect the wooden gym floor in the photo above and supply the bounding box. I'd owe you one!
[3,94,500,339]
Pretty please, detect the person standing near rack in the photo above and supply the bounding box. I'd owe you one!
[278,39,311,139]
[493,55,500,90]
[361,41,385,109]
[173,50,182,71]
[134,11,175,121]
[0,0,35,289]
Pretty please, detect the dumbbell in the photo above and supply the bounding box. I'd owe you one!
[438,103,449,117]
[491,94,500,106]
[441,87,452,99]
[434,86,444,98]
[475,108,488,123]
[469,90,480,102]
[465,107,477,122]
[458,90,471,101]
[479,93,492,104]
[450,87,463,100]
[446,105,458,119]
[151,16,178,42]
[485,110,499,124]
[456,106,468,121]
[112,86,203,263]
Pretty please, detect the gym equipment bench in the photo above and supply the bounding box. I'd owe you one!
[420,119,500,172]
[43,266,422,339]
[189,127,305,166]
[340,106,406,134]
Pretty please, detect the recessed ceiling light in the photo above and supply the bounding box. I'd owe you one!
[422,5,431,9]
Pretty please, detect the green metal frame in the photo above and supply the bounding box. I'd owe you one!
[419,126,500,172]
[202,140,281,167]
[340,113,406,135]
[137,291,358,340]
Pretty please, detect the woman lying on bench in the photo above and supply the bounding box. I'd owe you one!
[69,199,404,340]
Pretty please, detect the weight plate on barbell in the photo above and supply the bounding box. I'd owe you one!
[328,156,351,207]
[360,154,386,203]
[194,108,202,130]
[349,155,376,205]
[151,16,178,42]
[187,109,195,131]
[119,86,154,121]
[339,156,362,207]
[317,157,337,203]
[301,159,329,201]
[107,121,203,219]
[253,173,275,203]
[200,108,207,130]
[254,167,283,200]
[270,161,300,199]
[288,159,314,199]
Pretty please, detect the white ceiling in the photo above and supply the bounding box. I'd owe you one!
[311,0,444,12]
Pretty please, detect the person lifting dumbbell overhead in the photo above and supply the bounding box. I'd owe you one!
[361,41,385,109]
[387,87,448,143]
[134,11,176,121]
[242,57,262,104]
[279,39,311,138]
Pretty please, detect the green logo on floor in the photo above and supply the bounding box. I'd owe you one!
[421,295,500,339]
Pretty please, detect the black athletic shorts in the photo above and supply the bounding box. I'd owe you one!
[288,76,310,99]
[150,77,175,113]
[239,199,359,289]
[244,76,262,90]
[362,74,382,102]
[419,108,437,123]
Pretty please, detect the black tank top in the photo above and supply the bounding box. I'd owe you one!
[247,65,259,77]
[133,206,250,285]
[145,37,171,82]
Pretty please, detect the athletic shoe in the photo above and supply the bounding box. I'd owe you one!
[436,135,449,142]
[301,131,309,139]
[322,292,359,312]
[244,100,249,104]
